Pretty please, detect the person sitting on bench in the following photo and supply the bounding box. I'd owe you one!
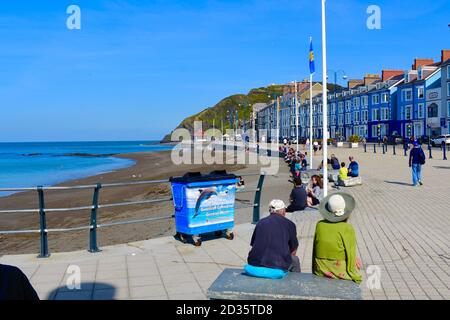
[348,156,359,177]
[287,177,307,212]
[247,200,301,275]
[312,193,362,283]
[0,264,40,300]
[306,175,323,207]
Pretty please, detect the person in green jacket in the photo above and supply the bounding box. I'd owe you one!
[312,192,362,284]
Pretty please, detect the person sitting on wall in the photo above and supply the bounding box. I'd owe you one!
[300,154,308,171]
[330,154,340,170]
[306,175,324,207]
[247,200,301,275]
[338,162,348,183]
[347,156,359,178]
[312,193,362,283]
[287,177,308,212]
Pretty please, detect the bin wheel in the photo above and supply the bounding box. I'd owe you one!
[175,232,187,244]
[194,239,202,247]
[226,232,234,241]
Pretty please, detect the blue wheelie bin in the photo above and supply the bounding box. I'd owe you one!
[170,171,238,246]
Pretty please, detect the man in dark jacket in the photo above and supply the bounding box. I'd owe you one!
[0,264,39,300]
[409,140,425,186]
[248,200,300,272]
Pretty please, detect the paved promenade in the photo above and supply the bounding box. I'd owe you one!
[1,145,450,300]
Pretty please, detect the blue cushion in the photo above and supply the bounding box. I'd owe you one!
[244,264,288,279]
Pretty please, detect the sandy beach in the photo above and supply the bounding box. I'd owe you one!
[0,150,250,256]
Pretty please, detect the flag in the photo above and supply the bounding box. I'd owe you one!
[309,37,315,74]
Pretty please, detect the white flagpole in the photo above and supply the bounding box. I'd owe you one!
[321,0,328,197]
[309,73,313,169]
[295,81,299,153]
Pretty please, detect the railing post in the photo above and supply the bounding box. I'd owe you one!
[404,144,407,156]
[37,186,50,258]
[89,183,102,253]
[373,144,376,154]
[252,174,266,224]
[364,143,367,153]
[382,144,386,154]
[393,144,396,155]
[443,142,447,161]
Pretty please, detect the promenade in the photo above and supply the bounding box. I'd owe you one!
[1,145,450,300]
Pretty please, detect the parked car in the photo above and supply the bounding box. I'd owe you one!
[431,135,450,147]
[387,135,403,145]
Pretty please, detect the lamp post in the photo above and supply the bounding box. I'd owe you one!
[327,69,347,97]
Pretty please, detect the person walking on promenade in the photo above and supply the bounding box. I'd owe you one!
[312,193,362,283]
[409,140,426,186]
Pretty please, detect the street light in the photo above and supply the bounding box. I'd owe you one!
[327,69,347,97]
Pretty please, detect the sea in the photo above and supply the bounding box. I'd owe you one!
[0,141,173,197]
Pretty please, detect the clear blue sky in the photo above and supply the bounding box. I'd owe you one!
[1,0,449,142]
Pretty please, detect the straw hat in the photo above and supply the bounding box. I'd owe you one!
[318,192,356,223]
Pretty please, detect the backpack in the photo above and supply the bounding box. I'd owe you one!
[419,148,426,165]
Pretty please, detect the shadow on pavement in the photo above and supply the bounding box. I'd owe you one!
[47,282,116,300]
[384,181,412,186]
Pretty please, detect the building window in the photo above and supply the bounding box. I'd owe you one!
[448,82,450,97]
[345,113,352,124]
[362,110,368,122]
[338,114,344,125]
[447,65,450,79]
[345,101,351,111]
[362,96,368,106]
[403,89,412,101]
[353,97,360,107]
[417,86,424,99]
[372,109,379,121]
[354,111,360,122]
[405,105,412,120]
[418,103,425,119]
[372,125,379,138]
[381,108,389,120]
[428,103,439,118]
[447,101,450,117]
[372,94,380,104]
[381,93,389,103]
[338,102,344,113]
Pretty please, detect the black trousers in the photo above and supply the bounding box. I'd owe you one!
[289,256,301,273]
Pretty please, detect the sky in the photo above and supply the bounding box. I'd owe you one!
[0,0,449,142]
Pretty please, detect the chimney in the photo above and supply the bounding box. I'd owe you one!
[442,50,450,63]
[412,58,434,70]
[382,70,404,82]
[347,79,364,89]
[363,74,381,86]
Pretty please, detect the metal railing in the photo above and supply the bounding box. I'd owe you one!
[363,142,448,161]
[0,172,266,258]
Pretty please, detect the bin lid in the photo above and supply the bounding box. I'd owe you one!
[169,171,237,183]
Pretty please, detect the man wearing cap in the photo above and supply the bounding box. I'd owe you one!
[312,192,362,283]
[409,140,425,186]
[247,200,301,273]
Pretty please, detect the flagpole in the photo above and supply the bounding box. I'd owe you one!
[309,73,313,169]
[294,81,299,153]
[321,0,328,197]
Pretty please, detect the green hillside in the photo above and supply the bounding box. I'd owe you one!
[161,84,285,142]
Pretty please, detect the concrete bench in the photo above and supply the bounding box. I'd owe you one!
[207,268,362,300]
[337,176,363,187]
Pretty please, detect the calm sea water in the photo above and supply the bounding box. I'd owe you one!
[0,141,173,196]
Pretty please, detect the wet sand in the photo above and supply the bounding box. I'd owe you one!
[0,150,247,256]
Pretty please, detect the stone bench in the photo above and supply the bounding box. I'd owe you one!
[337,176,363,187]
[207,268,362,300]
